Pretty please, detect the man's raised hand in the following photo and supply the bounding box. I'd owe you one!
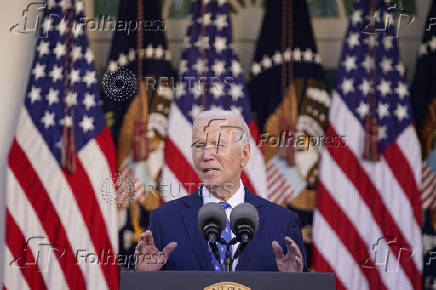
[272,236,303,272]
[134,230,177,271]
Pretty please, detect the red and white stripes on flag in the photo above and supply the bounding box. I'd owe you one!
[422,161,436,209]
[312,0,422,288]
[3,0,120,288]
[5,109,119,290]
[313,95,422,290]
[265,160,296,204]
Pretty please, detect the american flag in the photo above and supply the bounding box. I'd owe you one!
[161,0,267,201]
[4,0,119,289]
[312,0,422,289]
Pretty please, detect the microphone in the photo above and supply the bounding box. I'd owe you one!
[198,202,227,270]
[198,202,227,242]
[230,203,259,260]
[230,203,259,242]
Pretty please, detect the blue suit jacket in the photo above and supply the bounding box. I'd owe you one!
[149,187,307,271]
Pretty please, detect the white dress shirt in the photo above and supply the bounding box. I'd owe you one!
[202,179,244,271]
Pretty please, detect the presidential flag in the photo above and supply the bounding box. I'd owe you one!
[248,0,329,206]
[248,0,330,267]
[411,0,436,214]
[4,0,118,289]
[410,0,436,287]
[161,0,267,200]
[100,0,174,267]
[313,0,422,289]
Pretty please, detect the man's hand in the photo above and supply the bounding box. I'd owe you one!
[272,236,303,272]
[134,230,177,271]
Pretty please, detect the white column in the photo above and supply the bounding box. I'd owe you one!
[0,0,38,286]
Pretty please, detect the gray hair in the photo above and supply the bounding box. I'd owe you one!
[192,110,250,147]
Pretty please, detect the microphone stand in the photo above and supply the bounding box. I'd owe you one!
[232,241,248,261]
[206,225,227,271]
[223,238,241,272]
[223,227,254,271]
[224,243,232,271]
[218,228,255,271]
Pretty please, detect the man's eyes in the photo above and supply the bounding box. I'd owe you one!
[192,143,227,150]
[193,143,206,150]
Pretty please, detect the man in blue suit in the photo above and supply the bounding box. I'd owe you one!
[135,110,306,272]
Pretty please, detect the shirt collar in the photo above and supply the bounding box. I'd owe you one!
[202,179,245,208]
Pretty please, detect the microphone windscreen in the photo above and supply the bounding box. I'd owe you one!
[230,203,259,233]
[198,202,227,232]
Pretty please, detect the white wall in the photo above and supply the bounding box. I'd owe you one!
[0,0,38,286]
[86,0,432,81]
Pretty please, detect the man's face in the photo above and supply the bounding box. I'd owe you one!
[192,117,250,189]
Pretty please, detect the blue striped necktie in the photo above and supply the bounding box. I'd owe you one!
[210,202,232,271]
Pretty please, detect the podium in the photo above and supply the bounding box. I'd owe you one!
[120,271,336,290]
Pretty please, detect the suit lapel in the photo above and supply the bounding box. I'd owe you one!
[235,187,264,271]
[181,189,213,270]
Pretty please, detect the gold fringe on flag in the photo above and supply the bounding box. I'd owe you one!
[132,81,149,161]
[278,84,298,166]
[129,203,145,242]
[132,0,149,162]
[432,209,436,232]
[61,4,76,173]
[278,0,298,166]
[363,0,380,162]
[363,116,380,161]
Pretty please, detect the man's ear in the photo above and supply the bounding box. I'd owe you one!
[240,143,250,168]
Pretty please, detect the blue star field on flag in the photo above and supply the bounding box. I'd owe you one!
[174,0,253,124]
[25,0,105,165]
[335,0,413,153]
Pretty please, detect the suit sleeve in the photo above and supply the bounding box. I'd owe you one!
[287,213,308,271]
[149,209,163,251]
[146,209,170,271]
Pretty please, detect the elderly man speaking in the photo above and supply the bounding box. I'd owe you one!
[135,110,306,272]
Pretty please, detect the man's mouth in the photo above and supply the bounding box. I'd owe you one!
[202,168,220,173]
